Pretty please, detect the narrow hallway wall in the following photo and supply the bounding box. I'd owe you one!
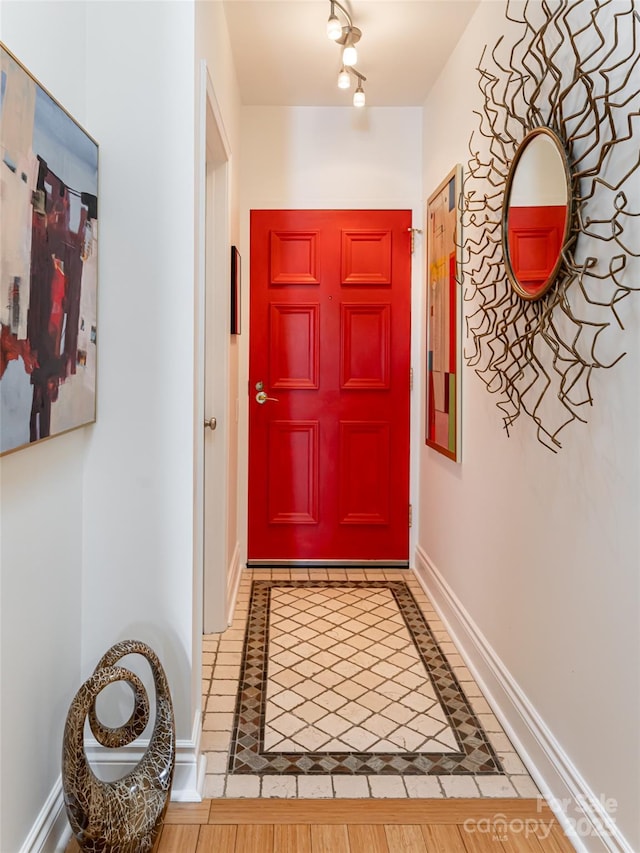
[418,3,639,850]
[0,4,87,850]
[81,0,197,754]
[0,2,243,847]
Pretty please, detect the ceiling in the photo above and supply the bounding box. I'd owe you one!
[222,0,480,107]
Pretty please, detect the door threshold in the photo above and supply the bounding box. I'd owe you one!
[246,560,409,568]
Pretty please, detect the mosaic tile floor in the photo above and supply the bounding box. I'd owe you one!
[202,569,540,799]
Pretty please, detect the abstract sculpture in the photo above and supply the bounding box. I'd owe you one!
[62,640,175,852]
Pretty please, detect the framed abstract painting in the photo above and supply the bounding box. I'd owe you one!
[426,165,462,461]
[0,43,99,455]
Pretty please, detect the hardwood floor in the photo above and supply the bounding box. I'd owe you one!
[65,799,576,852]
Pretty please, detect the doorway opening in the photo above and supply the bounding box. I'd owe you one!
[198,64,231,635]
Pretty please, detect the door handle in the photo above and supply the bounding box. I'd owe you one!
[204,417,217,430]
[256,391,279,404]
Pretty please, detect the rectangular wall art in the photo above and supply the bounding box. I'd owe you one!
[231,245,241,335]
[0,44,98,456]
[426,165,461,461]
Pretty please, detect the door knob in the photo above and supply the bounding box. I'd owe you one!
[256,391,279,404]
[204,417,217,430]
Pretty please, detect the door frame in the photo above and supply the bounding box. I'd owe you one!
[239,199,421,571]
[196,61,232,637]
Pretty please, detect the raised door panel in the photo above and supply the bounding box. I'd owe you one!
[340,303,390,390]
[341,230,392,285]
[268,421,319,525]
[339,421,390,525]
[270,230,320,285]
[269,303,319,389]
[507,206,565,288]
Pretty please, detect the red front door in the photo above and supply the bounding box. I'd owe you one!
[248,210,411,564]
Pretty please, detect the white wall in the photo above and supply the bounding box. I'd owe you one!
[82,0,197,744]
[0,5,87,850]
[418,3,639,850]
[2,0,201,848]
[239,106,424,565]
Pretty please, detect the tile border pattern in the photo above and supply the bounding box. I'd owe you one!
[228,580,505,776]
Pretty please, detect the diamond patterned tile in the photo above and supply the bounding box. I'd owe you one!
[313,690,348,712]
[362,715,397,739]
[291,726,333,751]
[229,579,505,776]
[333,681,368,700]
[315,713,352,737]
[268,689,306,711]
[358,692,393,713]
[335,701,372,725]
[295,701,327,724]
[293,680,325,700]
[269,712,306,737]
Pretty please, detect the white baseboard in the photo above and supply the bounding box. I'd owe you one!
[413,546,633,853]
[226,540,242,626]
[18,776,71,853]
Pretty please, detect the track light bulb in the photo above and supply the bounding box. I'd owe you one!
[338,68,351,89]
[327,13,342,40]
[342,42,358,66]
[353,85,365,107]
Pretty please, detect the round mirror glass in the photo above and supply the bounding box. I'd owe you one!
[502,128,572,300]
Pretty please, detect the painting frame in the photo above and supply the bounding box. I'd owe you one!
[0,42,99,456]
[425,165,462,462]
[230,245,241,335]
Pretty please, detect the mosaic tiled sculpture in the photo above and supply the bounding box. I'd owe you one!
[62,640,175,853]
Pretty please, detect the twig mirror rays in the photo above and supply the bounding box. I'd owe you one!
[462,0,640,451]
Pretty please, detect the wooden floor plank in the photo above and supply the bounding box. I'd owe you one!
[348,824,390,853]
[156,825,199,853]
[236,824,275,853]
[195,825,237,853]
[273,824,313,853]
[310,824,350,853]
[462,832,507,852]
[62,798,573,853]
[384,825,428,853]
[537,824,576,853]
[165,802,211,825]
[421,824,467,852]
[207,799,552,824]
[501,832,545,852]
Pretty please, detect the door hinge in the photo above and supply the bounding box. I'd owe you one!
[410,367,414,391]
[407,227,422,254]
[409,504,413,528]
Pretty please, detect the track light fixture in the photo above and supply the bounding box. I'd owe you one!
[326,6,342,40]
[336,66,366,106]
[351,69,366,107]
[326,0,367,106]
[353,82,366,108]
[342,39,358,67]
[337,67,351,89]
[326,0,361,46]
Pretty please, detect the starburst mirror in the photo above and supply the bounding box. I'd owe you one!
[462,0,640,451]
